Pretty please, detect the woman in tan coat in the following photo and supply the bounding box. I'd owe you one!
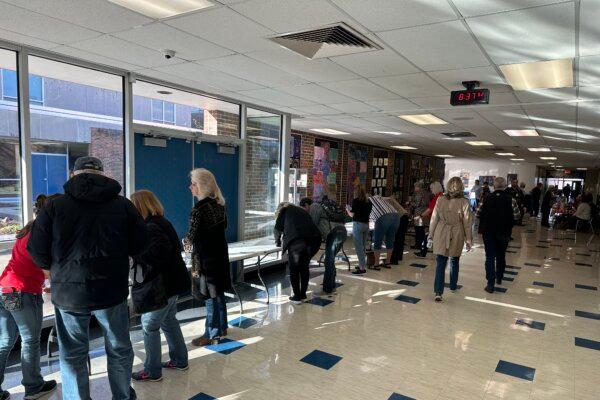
[430,177,473,302]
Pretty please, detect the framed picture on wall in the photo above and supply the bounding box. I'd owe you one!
[384,158,388,166]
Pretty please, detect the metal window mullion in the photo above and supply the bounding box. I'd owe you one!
[281,114,291,204]
[238,104,247,240]
[124,73,135,197]
[17,49,33,223]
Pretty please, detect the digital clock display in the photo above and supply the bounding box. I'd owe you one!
[450,89,490,106]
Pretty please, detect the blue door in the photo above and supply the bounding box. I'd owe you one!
[194,142,239,242]
[31,153,68,200]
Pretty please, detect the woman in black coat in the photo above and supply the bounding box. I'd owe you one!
[186,169,231,347]
[130,190,191,382]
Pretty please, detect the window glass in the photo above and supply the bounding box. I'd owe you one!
[0,49,20,241]
[244,108,282,239]
[164,101,175,124]
[151,99,163,122]
[29,75,43,105]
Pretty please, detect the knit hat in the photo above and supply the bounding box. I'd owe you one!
[73,156,104,173]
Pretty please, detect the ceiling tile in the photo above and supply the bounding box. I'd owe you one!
[237,88,314,107]
[278,84,356,103]
[0,2,100,45]
[578,55,600,87]
[230,0,347,33]
[328,102,378,113]
[245,48,359,83]
[291,104,341,115]
[579,0,600,56]
[135,68,225,95]
[514,87,577,103]
[0,0,152,33]
[428,66,510,92]
[452,0,564,18]
[578,86,600,101]
[165,7,278,53]
[330,0,457,31]
[321,79,400,101]
[53,45,145,71]
[363,99,421,112]
[409,96,452,109]
[0,29,60,50]
[379,20,489,71]
[466,3,575,64]
[114,23,234,61]
[197,55,308,87]
[371,73,448,97]
[330,48,418,78]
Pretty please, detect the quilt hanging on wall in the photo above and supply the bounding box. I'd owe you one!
[346,143,368,205]
[290,134,301,168]
[313,139,339,200]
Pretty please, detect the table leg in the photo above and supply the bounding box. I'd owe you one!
[257,255,270,304]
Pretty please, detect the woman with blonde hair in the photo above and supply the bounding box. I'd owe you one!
[186,169,231,346]
[130,190,190,382]
[429,177,473,302]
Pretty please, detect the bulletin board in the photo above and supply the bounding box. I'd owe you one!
[392,152,406,202]
[371,149,389,196]
[346,143,368,205]
[313,139,339,200]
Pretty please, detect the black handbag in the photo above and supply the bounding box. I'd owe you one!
[131,264,168,314]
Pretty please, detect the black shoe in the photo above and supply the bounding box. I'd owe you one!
[0,390,9,400]
[484,286,494,294]
[300,294,308,300]
[414,252,426,258]
[496,278,502,285]
[352,268,366,275]
[410,245,420,250]
[24,381,57,400]
[289,295,302,304]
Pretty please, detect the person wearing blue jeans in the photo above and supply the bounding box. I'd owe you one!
[322,225,348,293]
[347,187,372,275]
[352,222,370,273]
[203,294,228,341]
[434,255,460,295]
[372,212,401,267]
[55,301,136,400]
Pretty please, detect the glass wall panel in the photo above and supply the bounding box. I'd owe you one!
[28,56,125,197]
[244,108,282,239]
[0,49,20,241]
[133,81,240,137]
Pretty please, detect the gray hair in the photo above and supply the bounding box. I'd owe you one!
[430,181,443,194]
[494,176,507,190]
[519,182,526,189]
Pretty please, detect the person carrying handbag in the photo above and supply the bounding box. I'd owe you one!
[130,190,191,382]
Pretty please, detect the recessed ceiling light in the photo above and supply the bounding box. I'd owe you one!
[528,147,551,152]
[435,154,454,158]
[374,131,404,135]
[577,167,588,170]
[443,137,462,141]
[392,145,417,150]
[399,114,447,125]
[540,156,557,160]
[310,128,351,135]
[503,129,539,137]
[496,153,516,156]
[499,59,573,91]
[510,158,525,161]
[466,141,493,146]
[108,0,214,18]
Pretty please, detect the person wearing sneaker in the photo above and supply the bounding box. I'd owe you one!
[187,169,231,347]
[0,197,57,400]
[273,203,321,304]
[130,191,191,382]
[347,186,372,275]
[429,177,473,302]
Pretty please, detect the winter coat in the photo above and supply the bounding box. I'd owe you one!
[274,205,321,252]
[27,173,148,312]
[187,197,231,294]
[429,195,473,257]
[133,215,191,298]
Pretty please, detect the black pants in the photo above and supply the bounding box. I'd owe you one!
[287,238,319,298]
[531,201,540,216]
[323,226,347,293]
[391,215,409,264]
[414,226,426,248]
[541,207,550,226]
[483,234,510,287]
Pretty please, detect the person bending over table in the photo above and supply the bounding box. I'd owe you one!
[346,186,372,275]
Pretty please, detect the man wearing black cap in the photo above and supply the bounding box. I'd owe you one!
[28,156,148,400]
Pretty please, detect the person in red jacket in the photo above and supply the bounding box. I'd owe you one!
[0,201,57,400]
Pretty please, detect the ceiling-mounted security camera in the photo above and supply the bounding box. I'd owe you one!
[162,49,176,60]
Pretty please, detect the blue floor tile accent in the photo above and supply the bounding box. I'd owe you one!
[575,284,598,291]
[575,310,600,320]
[397,280,419,286]
[507,245,521,249]
[551,244,563,247]
[506,250,517,253]
[515,319,546,331]
[395,294,421,304]
[388,394,416,400]
[506,265,522,270]
[335,282,344,288]
[503,277,514,282]
[524,262,541,267]
[575,262,592,267]
[536,245,549,249]
[575,337,600,351]
[205,339,246,355]
[546,257,560,261]
[444,283,463,289]
[494,287,508,293]
[306,297,334,307]
[576,253,591,257]
[495,360,536,381]
[533,281,555,288]
[300,350,342,370]
[525,230,536,233]
[505,271,518,276]
[189,393,216,400]
[409,263,427,269]
[229,316,258,329]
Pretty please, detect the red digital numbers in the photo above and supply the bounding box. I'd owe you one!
[450,89,489,106]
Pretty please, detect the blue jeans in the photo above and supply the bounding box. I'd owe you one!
[141,296,188,378]
[434,255,460,295]
[56,301,135,400]
[352,222,369,268]
[373,213,401,251]
[0,293,44,396]
[323,226,348,293]
[483,234,510,288]
[203,294,228,340]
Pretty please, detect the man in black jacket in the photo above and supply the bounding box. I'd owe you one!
[530,182,543,217]
[478,177,515,293]
[28,156,148,400]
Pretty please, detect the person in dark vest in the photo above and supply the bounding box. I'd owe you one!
[530,182,543,217]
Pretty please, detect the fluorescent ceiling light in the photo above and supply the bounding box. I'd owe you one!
[503,129,539,137]
[528,147,551,152]
[510,158,525,161]
[374,131,404,135]
[435,154,454,158]
[443,137,462,141]
[399,114,447,125]
[466,141,493,146]
[392,145,417,150]
[310,128,351,135]
[540,156,557,160]
[496,153,515,156]
[499,59,573,91]
[577,168,588,170]
[107,0,214,19]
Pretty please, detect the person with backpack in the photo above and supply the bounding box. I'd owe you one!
[300,193,347,294]
[129,190,191,382]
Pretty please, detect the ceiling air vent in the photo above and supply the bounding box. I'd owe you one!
[441,132,476,138]
[269,22,381,59]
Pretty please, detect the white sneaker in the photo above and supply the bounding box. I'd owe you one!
[434,294,443,302]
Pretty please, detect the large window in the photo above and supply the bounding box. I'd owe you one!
[133,81,240,137]
[28,56,125,198]
[2,70,43,105]
[244,108,282,239]
[0,49,20,241]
